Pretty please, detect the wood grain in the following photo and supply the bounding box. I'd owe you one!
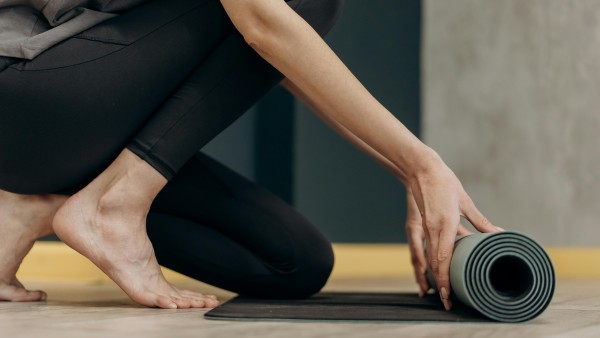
[0,277,598,338]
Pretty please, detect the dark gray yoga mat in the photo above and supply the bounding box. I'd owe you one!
[205,232,555,323]
[204,292,489,322]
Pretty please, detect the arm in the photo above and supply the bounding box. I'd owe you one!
[280,78,403,179]
[282,77,474,298]
[220,0,425,183]
[220,0,500,310]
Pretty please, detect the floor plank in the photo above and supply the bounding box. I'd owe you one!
[0,277,598,338]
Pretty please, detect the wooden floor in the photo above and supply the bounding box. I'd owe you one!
[1,277,598,338]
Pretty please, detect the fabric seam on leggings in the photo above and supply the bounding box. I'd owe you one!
[127,55,233,178]
[74,0,213,45]
[138,0,306,173]
[126,145,177,179]
[8,0,213,72]
[125,0,309,173]
[71,36,130,45]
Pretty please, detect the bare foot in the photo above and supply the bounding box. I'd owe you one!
[0,191,67,301]
[53,150,219,309]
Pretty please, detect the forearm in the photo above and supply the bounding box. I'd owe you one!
[280,78,403,179]
[230,1,433,182]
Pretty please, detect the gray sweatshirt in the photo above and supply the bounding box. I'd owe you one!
[0,0,146,60]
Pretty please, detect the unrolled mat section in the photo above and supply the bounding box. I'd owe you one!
[205,232,555,323]
[204,292,489,322]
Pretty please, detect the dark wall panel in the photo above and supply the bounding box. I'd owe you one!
[294,0,421,243]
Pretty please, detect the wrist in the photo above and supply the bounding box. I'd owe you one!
[394,144,443,185]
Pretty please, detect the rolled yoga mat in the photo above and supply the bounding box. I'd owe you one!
[427,231,556,322]
[205,231,554,323]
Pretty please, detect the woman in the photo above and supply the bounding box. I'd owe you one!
[0,0,501,310]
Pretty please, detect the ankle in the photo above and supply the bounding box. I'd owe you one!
[86,149,166,204]
[101,149,166,196]
[95,184,153,217]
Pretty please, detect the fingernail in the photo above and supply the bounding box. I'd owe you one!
[169,302,178,309]
[418,289,424,298]
[440,287,449,300]
[440,287,452,310]
[443,298,453,311]
[495,226,506,232]
[40,292,47,301]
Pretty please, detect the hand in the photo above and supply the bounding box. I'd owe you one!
[405,188,472,299]
[405,150,502,310]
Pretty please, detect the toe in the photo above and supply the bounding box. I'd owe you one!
[155,295,178,309]
[172,296,192,309]
[204,298,220,308]
[16,290,47,302]
[189,297,205,308]
[179,290,218,308]
[0,284,46,302]
[180,290,217,301]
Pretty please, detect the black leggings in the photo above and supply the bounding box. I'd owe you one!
[0,0,343,298]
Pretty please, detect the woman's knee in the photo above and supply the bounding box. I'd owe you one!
[293,0,345,37]
[296,242,335,297]
[267,239,335,299]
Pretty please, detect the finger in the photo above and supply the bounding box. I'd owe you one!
[406,190,428,296]
[406,190,422,219]
[408,229,430,297]
[424,225,439,282]
[457,224,472,236]
[436,227,455,311]
[461,197,502,233]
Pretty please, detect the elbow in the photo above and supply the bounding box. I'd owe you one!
[242,27,270,53]
[233,5,281,55]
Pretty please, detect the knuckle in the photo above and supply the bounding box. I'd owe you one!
[438,248,450,261]
[437,275,450,286]
[437,215,452,226]
[406,222,420,232]
[423,219,437,231]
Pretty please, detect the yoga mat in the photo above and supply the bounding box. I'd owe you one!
[205,231,554,323]
[427,231,555,322]
[204,292,489,322]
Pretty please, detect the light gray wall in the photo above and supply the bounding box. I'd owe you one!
[423,0,600,246]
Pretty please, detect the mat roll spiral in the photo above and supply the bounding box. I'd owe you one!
[427,231,555,322]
